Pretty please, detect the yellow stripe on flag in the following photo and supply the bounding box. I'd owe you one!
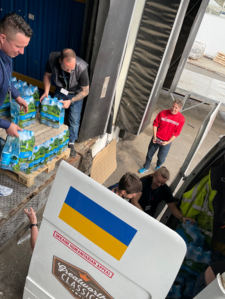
[59,203,128,260]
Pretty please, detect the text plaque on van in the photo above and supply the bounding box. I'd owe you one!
[100,77,110,99]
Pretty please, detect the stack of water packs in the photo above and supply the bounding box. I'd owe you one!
[0,129,69,173]
[40,96,65,129]
[166,221,211,299]
[11,95,36,128]
[25,129,69,174]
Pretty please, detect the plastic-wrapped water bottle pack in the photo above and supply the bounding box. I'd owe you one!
[12,78,40,112]
[40,96,65,129]
[166,221,211,299]
[11,95,36,128]
[0,92,10,117]
[0,130,34,172]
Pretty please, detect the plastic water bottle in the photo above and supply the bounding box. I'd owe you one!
[182,221,205,246]
[0,136,20,170]
[167,284,181,298]
[176,226,189,244]
[183,277,196,298]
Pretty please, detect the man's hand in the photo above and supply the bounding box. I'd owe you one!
[6,123,23,137]
[59,100,71,109]
[15,96,28,113]
[24,207,37,224]
[40,92,49,102]
[162,141,169,146]
[181,217,196,225]
[153,136,157,143]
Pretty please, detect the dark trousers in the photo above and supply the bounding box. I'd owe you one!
[54,88,83,143]
[144,137,171,169]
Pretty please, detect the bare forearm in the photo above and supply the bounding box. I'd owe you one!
[168,203,182,220]
[153,126,157,139]
[167,135,176,143]
[72,86,89,103]
[131,193,144,211]
[30,227,38,251]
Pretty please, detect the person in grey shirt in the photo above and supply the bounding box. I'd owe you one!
[40,49,89,157]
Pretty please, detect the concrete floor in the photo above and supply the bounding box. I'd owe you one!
[103,91,225,189]
[187,56,225,78]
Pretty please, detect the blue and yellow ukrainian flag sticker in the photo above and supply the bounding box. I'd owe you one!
[59,187,137,260]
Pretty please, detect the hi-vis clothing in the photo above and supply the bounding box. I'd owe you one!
[180,169,217,246]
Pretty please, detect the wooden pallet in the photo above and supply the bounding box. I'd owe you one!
[214,51,225,67]
[0,148,70,187]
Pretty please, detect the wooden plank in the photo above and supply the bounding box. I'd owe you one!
[12,71,55,93]
[0,148,70,187]
[91,139,117,184]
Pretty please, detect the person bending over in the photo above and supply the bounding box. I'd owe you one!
[132,167,195,223]
[108,172,142,200]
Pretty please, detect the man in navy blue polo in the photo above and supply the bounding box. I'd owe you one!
[0,13,33,196]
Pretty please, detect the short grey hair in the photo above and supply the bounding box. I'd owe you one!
[173,99,183,109]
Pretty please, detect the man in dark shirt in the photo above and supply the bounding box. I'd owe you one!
[108,172,142,200]
[40,49,89,157]
[0,13,32,196]
[131,167,195,223]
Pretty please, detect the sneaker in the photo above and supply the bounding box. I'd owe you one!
[0,185,13,196]
[155,166,161,170]
[138,167,148,174]
[68,143,77,157]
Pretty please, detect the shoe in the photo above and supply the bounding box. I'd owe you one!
[0,185,13,196]
[155,166,161,170]
[68,143,77,157]
[138,168,148,174]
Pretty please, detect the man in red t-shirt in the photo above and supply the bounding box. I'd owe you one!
[139,100,185,174]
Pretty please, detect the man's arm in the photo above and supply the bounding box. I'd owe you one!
[161,135,176,146]
[60,85,89,109]
[24,207,38,251]
[131,192,144,211]
[40,72,52,102]
[167,202,195,224]
[153,126,157,143]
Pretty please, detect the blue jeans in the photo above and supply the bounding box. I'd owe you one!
[54,88,83,143]
[144,137,171,169]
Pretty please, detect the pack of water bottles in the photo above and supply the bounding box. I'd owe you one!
[0,130,35,172]
[18,84,40,112]
[0,92,10,117]
[11,95,36,128]
[18,130,35,171]
[12,78,40,112]
[40,96,65,129]
[166,221,211,299]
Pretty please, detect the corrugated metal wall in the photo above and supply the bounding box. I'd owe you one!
[0,0,86,81]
